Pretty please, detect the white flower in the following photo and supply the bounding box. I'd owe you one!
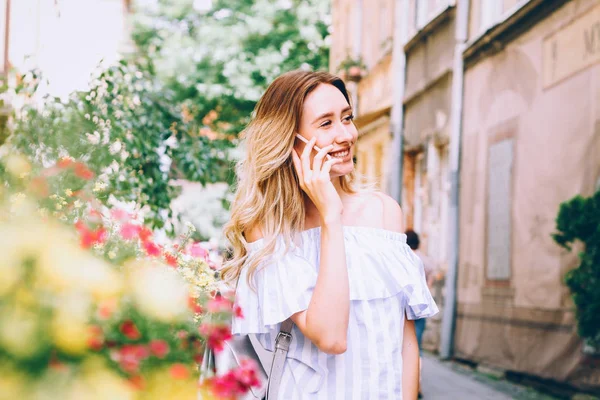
[86,132,101,145]
[109,140,122,155]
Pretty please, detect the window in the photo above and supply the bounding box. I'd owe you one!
[486,139,514,281]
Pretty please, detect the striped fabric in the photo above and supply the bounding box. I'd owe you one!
[233,226,438,399]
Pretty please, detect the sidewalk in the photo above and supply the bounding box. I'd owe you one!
[421,353,560,400]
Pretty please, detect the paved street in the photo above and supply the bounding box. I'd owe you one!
[421,354,560,400]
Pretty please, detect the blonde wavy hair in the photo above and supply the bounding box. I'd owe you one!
[221,70,358,286]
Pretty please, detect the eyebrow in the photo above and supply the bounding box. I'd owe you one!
[311,106,353,124]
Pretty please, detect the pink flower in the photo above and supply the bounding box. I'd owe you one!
[149,340,169,358]
[120,223,142,240]
[189,243,208,259]
[206,296,233,314]
[111,208,130,222]
[111,344,150,374]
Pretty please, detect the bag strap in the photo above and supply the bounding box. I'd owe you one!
[266,318,293,399]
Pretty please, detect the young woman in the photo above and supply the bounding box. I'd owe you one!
[222,70,438,399]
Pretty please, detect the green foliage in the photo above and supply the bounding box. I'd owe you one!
[132,0,331,136]
[10,63,231,231]
[552,189,600,348]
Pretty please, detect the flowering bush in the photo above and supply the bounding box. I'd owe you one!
[0,154,258,399]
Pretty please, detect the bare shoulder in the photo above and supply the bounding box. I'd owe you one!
[352,191,404,233]
[370,191,404,233]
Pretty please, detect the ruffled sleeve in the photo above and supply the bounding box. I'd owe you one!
[232,242,317,335]
[401,247,439,320]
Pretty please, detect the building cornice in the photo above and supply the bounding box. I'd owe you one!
[463,0,569,69]
[404,5,456,54]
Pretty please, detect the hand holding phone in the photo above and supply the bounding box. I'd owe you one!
[295,134,332,161]
[291,135,343,223]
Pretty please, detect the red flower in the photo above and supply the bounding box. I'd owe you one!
[149,340,169,359]
[120,223,141,240]
[120,320,141,340]
[73,162,94,180]
[188,296,203,314]
[234,304,244,319]
[170,363,189,380]
[75,221,107,249]
[57,157,74,168]
[163,252,178,267]
[209,359,262,398]
[143,241,161,257]
[87,325,104,351]
[128,375,146,391]
[199,323,232,353]
[138,227,153,242]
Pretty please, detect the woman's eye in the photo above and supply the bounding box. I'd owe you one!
[344,114,355,122]
[320,120,332,127]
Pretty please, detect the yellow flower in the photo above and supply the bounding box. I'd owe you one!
[65,189,73,197]
[38,207,49,217]
[93,181,107,192]
[4,154,31,178]
[0,366,28,400]
[108,250,117,259]
[73,200,83,208]
[55,203,63,210]
[0,307,43,359]
[51,314,90,356]
[129,263,189,323]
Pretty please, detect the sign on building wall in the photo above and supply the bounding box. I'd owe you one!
[486,139,513,281]
[543,4,600,88]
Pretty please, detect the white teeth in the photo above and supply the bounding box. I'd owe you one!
[330,149,349,158]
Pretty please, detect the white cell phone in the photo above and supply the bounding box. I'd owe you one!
[295,134,332,161]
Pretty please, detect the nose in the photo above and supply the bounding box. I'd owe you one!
[334,121,354,144]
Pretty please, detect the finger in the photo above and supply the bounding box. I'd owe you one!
[312,144,334,175]
[301,136,317,173]
[321,157,343,177]
[291,150,304,185]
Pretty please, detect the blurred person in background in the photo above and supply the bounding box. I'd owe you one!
[405,229,436,399]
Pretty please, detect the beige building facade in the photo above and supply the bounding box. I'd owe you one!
[457,0,600,389]
[331,0,600,390]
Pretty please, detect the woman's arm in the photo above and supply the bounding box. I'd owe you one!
[402,317,420,400]
[291,219,349,354]
[289,139,350,355]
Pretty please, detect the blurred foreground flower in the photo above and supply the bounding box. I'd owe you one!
[0,155,257,399]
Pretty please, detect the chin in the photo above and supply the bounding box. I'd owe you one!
[330,162,354,178]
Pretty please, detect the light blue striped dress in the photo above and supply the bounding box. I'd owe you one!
[233,226,438,399]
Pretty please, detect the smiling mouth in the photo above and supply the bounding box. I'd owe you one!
[329,148,350,158]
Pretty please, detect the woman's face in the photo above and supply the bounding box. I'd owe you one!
[295,83,358,178]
